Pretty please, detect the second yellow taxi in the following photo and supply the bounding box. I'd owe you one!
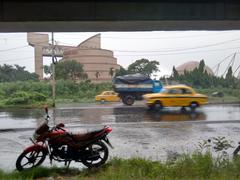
[143,85,208,110]
[95,91,120,102]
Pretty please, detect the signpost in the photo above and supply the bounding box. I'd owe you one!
[51,32,56,108]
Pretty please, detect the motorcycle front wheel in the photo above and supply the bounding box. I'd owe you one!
[82,141,109,168]
[233,145,240,159]
[16,149,47,171]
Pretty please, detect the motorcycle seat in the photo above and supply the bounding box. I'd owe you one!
[70,128,105,142]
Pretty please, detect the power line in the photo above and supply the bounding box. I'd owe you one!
[115,47,240,56]
[233,53,240,76]
[2,46,240,63]
[0,40,50,52]
[1,35,237,55]
[55,31,236,40]
[0,45,29,52]
[212,53,236,70]
[233,64,240,75]
[0,56,34,63]
[57,39,240,54]
[102,32,237,39]
[112,38,240,53]
[1,32,240,53]
[222,53,236,77]
[59,38,240,53]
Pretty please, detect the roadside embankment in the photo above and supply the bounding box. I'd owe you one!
[1,154,240,180]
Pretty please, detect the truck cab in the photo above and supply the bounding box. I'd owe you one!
[152,80,162,93]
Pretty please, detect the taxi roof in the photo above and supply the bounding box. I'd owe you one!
[164,84,193,90]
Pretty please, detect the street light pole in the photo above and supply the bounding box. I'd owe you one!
[51,32,56,108]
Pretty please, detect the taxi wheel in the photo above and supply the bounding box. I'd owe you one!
[190,102,198,111]
[181,107,187,112]
[100,99,105,103]
[154,101,163,110]
[148,104,155,110]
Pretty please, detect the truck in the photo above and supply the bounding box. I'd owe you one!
[113,73,163,105]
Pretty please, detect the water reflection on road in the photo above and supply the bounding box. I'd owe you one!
[1,104,240,130]
[53,104,240,125]
[51,107,206,125]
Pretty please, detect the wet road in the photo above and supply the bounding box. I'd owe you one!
[0,103,240,171]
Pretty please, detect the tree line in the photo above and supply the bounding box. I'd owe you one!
[169,59,239,89]
[0,64,39,82]
[1,59,238,90]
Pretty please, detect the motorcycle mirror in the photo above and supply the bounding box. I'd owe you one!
[44,106,48,114]
[57,123,65,128]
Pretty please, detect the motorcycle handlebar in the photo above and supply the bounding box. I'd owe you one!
[50,123,66,132]
[44,106,50,122]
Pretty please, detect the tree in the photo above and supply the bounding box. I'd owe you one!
[0,64,39,82]
[109,67,115,78]
[172,66,179,79]
[95,71,100,79]
[198,59,205,73]
[44,65,52,76]
[55,60,88,81]
[225,66,235,87]
[114,66,128,77]
[127,58,159,77]
[226,66,233,80]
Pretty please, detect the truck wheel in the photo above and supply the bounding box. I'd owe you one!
[122,98,126,104]
[123,95,134,106]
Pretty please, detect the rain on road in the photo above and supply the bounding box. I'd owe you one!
[0,103,240,170]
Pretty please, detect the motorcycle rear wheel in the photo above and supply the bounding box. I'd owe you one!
[82,141,109,168]
[16,149,47,171]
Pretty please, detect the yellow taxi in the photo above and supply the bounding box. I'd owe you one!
[95,91,120,102]
[143,85,208,110]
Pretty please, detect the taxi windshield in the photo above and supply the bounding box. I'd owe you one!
[160,88,169,94]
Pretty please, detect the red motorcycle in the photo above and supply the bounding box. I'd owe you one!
[16,107,113,171]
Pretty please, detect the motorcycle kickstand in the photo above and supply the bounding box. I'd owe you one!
[65,160,71,169]
[49,155,53,165]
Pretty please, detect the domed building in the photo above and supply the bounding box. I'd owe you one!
[176,61,214,75]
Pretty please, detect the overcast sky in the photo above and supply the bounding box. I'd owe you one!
[0,31,240,78]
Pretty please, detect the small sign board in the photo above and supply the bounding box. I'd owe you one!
[42,46,64,57]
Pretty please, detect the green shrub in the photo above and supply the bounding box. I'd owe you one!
[6,91,30,105]
[5,91,47,105]
[5,97,29,105]
[29,92,47,102]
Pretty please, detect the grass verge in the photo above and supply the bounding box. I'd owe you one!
[2,153,240,180]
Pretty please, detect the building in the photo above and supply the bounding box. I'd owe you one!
[62,34,120,83]
[27,33,120,83]
[176,61,214,75]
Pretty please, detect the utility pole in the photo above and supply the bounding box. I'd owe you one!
[51,32,56,108]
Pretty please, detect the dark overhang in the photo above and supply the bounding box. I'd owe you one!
[1,0,240,31]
